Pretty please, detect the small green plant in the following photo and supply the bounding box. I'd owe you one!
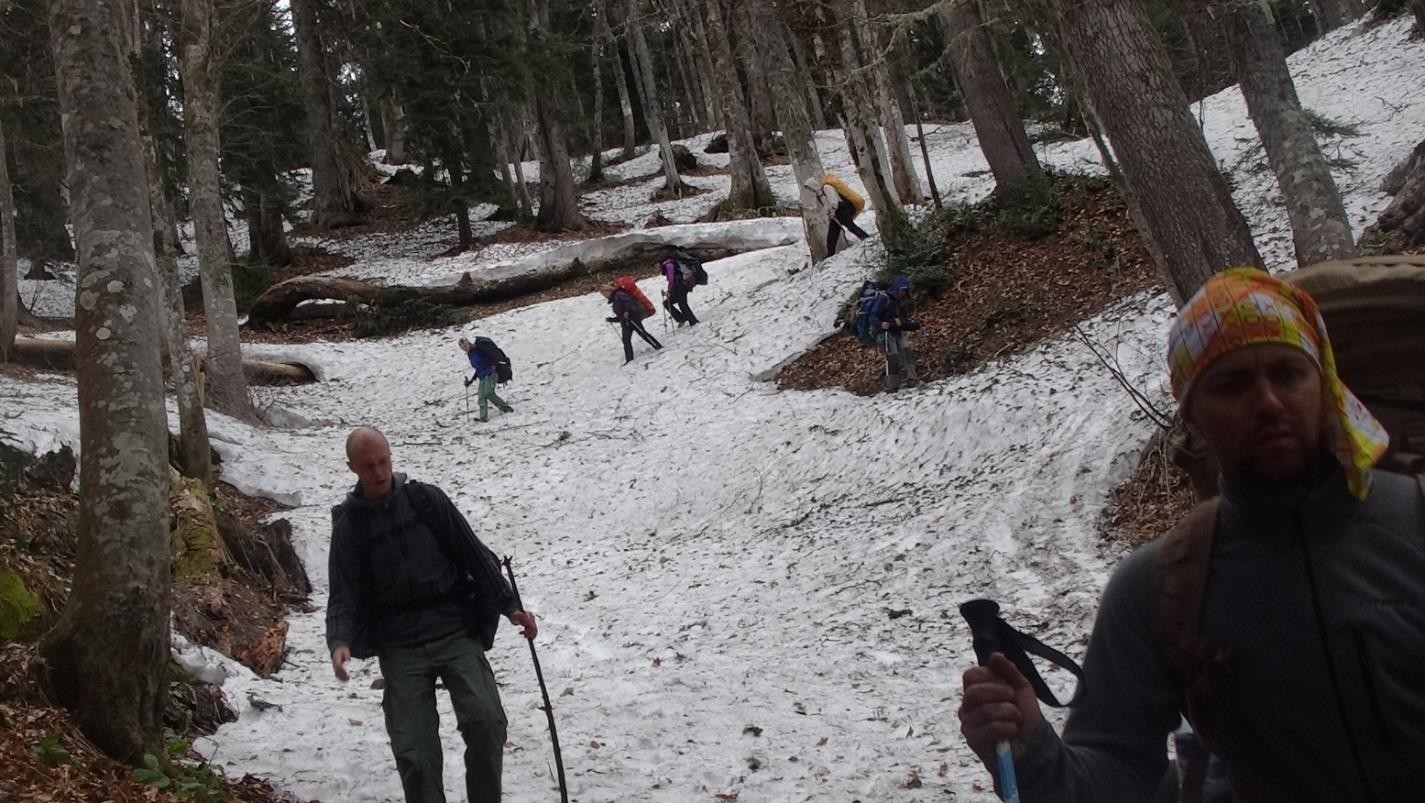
[353,299,465,339]
[876,215,950,301]
[135,750,229,802]
[0,570,40,641]
[994,175,1060,237]
[33,735,72,767]
[1304,108,1361,139]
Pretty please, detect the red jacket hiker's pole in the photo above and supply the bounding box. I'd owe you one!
[502,557,568,803]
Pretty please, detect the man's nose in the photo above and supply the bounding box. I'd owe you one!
[1252,375,1288,416]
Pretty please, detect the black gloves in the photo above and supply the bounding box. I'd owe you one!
[464,376,474,387]
[606,316,619,323]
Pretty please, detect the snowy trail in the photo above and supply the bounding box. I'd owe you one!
[3,17,1422,803]
[175,242,1172,803]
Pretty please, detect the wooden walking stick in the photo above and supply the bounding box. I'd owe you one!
[502,557,569,803]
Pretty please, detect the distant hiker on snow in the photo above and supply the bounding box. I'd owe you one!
[327,426,538,803]
[660,247,706,327]
[602,278,663,363]
[459,336,514,422]
[868,276,920,392]
[957,268,1425,801]
[803,172,870,256]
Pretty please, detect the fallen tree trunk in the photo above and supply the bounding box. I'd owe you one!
[10,337,315,386]
[247,220,803,328]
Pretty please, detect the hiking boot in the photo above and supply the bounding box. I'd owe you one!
[499,405,514,413]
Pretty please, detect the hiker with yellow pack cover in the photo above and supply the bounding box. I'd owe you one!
[803,172,871,256]
[958,267,1425,802]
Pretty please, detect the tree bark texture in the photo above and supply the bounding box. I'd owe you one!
[629,0,688,196]
[1220,0,1354,265]
[0,115,17,361]
[1050,0,1262,303]
[703,0,776,216]
[242,187,292,269]
[291,0,357,228]
[828,4,906,242]
[751,3,829,262]
[41,0,172,765]
[733,2,776,157]
[130,16,212,485]
[180,0,260,422]
[1363,152,1425,250]
[855,0,923,204]
[941,0,1043,194]
[611,37,639,157]
[1413,0,1425,36]
[503,113,536,218]
[380,94,409,164]
[531,94,588,232]
[588,24,607,183]
[1306,0,1357,32]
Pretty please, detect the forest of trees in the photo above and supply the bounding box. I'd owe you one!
[1,0,1421,766]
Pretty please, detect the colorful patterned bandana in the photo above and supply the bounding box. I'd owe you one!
[1167,267,1388,498]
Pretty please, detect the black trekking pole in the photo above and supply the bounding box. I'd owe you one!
[502,557,568,803]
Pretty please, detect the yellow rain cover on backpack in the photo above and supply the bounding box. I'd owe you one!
[821,172,865,216]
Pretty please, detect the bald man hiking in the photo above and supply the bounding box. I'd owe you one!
[326,426,538,803]
[958,268,1425,802]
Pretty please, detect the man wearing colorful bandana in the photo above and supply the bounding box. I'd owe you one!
[958,268,1425,801]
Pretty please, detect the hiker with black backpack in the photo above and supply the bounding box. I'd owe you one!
[602,279,662,364]
[459,336,514,422]
[660,248,705,327]
[867,276,920,392]
[957,268,1425,802]
[327,426,539,803]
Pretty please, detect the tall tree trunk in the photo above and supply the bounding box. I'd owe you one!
[130,10,212,485]
[611,39,639,158]
[788,27,828,131]
[503,114,535,218]
[0,115,17,362]
[734,2,776,157]
[681,0,723,129]
[446,156,474,248]
[941,0,1042,194]
[531,95,588,231]
[1412,0,1425,36]
[752,4,829,262]
[180,0,260,422]
[588,24,607,183]
[629,0,688,196]
[855,0,922,203]
[1219,0,1354,265]
[292,0,357,229]
[909,85,943,208]
[380,93,409,164]
[704,0,776,216]
[828,5,906,241]
[1049,0,1262,303]
[41,0,171,765]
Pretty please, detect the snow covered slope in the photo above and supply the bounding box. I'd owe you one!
[1,17,1422,803]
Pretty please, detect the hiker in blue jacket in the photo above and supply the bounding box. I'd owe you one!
[459,337,513,422]
[868,276,920,392]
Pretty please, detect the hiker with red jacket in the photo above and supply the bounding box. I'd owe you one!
[957,268,1425,801]
[660,251,700,327]
[602,281,662,364]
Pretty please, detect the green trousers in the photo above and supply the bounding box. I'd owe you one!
[477,375,512,422]
[379,631,508,803]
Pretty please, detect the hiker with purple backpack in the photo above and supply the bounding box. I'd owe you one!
[957,268,1425,801]
[660,248,705,327]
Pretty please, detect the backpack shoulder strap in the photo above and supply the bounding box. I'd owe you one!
[1150,499,1220,678]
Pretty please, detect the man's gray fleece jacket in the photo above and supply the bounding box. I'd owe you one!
[1010,467,1425,802]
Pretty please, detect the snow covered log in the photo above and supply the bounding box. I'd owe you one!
[247,219,804,327]
[8,337,316,386]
